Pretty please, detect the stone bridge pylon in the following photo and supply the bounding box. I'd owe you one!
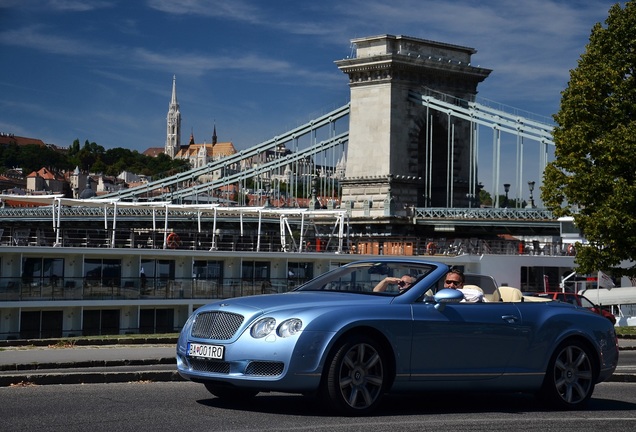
[336,34,492,218]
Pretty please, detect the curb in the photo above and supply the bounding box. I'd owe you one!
[607,374,636,383]
[0,370,185,387]
[0,357,176,373]
[0,337,178,348]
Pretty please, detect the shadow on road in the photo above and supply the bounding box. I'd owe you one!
[196,390,636,417]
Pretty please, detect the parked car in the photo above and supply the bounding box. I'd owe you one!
[533,292,617,324]
[176,259,618,415]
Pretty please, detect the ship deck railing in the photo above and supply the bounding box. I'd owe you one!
[0,225,572,256]
[0,276,301,302]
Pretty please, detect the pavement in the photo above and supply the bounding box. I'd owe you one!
[0,337,181,387]
[1,336,635,387]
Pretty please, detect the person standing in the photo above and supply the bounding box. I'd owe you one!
[140,267,147,291]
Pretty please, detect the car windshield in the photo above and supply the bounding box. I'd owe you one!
[294,261,437,295]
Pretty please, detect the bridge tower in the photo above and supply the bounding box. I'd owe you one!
[336,35,491,218]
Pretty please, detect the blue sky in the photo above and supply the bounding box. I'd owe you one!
[0,0,619,185]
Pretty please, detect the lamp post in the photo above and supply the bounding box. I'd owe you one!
[527,181,536,208]
[503,183,510,208]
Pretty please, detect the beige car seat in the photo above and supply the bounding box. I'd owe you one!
[499,286,523,302]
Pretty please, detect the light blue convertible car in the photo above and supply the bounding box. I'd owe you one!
[176,259,618,415]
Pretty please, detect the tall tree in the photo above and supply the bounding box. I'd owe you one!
[542,1,636,276]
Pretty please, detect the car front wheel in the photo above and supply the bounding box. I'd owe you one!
[540,340,595,409]
[323,335,387,415]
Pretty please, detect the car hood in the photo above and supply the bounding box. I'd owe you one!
[186,291,395,341]
[197,291,394,317]
[198,291,390,316]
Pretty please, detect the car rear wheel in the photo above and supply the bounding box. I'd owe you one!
[540,340,595,409]
[323,335,387,415]
[204,383,258,400]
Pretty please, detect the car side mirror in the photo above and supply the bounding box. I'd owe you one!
[434,288,464,311]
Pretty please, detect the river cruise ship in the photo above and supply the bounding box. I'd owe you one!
[0,195,580,339]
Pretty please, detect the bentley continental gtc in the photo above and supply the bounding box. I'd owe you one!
[176,259,618,415]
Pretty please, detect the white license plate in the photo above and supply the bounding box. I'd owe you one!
[188,342,224,360]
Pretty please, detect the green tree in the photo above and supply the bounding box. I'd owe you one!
[542,1,636,276]
[68,139,80,157]
[479,189,492,207]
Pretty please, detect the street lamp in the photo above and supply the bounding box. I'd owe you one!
[503,183,510,208]
[466,193,474,208]
[527,181,536,208]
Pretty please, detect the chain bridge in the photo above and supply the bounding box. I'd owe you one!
[3,35,561,240]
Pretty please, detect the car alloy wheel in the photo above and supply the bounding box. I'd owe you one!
[541,341,595,409]
[325,335,386,415]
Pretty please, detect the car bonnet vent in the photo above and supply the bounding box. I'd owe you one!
[191,311,244,340]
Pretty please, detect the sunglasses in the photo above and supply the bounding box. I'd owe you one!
[398,280,412,287]
[445,280,461,285]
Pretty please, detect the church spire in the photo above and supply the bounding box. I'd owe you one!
[165,75,181,158]
[212,122,217,145]
[171,74,178,106]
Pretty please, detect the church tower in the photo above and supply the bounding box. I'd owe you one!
[165,75,181,158]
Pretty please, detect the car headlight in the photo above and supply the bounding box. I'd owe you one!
[251,317,276,338]
[277,318,303,338]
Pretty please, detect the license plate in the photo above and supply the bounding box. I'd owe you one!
[188,342,224,360]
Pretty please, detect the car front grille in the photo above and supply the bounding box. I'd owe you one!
[189,358,231,374]
[245,361,284,376]
[191,311,244,340]
[189,359,284,376]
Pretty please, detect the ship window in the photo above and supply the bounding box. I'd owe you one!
[520,266,561,292]
[287,262,313,282]
[242,261,270,282]
[83,309,120,336]
[193,260,223,280]
[140,259,175,285]
[22,257,64,286]
[140,308,174,334]
[84,259,121,287]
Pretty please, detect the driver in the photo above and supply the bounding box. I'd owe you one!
[444,268,484,302]
[373,274,416,293]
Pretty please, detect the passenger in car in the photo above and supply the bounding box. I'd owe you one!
[373,274,416,293]
[444,269,484,302]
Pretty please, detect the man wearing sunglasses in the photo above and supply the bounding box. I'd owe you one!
[444,269,484,302]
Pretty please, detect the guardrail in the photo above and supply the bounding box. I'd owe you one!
[413,207,555,220]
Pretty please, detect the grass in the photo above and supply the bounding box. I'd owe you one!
[0,333,179,349]
[73,333,178,340]
[615,326,636,337]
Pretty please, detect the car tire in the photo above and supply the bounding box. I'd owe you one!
[204,383,258,400]
[539,340,595,409]
[323,334,387,415]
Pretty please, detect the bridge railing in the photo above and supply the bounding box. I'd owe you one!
[413,207,555,220]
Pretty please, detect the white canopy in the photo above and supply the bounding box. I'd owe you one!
[0,195,347,252]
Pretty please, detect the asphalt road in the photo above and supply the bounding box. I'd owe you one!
[1,381,635,431]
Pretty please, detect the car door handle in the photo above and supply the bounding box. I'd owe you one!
[501,315,519,324]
